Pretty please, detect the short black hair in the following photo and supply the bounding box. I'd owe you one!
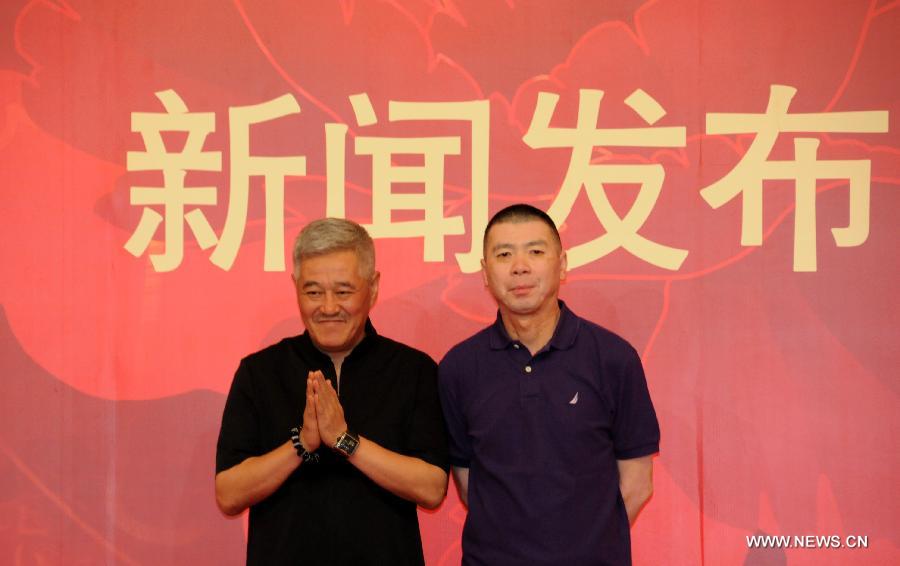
[483,203,562,252]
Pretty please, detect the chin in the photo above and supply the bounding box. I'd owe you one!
[509,293,551,311]
[311,331,347,348]
[319,335,349,348]
[504,301,538,314]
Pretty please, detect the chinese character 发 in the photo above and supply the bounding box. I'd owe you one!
[524,88,688,270]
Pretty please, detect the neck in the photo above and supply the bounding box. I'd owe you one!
[329,353,347,380]
[315,330,366,383]
[500,301,561,355]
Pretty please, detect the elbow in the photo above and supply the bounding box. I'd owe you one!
[216,490,243,516]
[418,483,447,510]
[215,477,246,516]
[217,498,243,517]
[639,482,653,506]
[631,480,653,509]
[621,478,653,508]
[417,475,449,510]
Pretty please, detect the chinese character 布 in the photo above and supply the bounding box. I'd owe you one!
[701,84,888,271]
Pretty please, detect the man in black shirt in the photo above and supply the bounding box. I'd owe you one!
[215,218,449,565]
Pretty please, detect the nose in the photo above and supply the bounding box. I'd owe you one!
[321,291,341,315]
[511,252,531,276]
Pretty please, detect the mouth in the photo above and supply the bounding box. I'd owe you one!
[509,285,534,297]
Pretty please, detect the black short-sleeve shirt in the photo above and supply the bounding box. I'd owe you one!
[438,302,660,566]
[216,320,449,565]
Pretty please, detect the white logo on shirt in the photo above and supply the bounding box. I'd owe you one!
[569,392,579,405]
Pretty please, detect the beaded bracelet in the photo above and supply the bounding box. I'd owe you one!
[290,427,320,463]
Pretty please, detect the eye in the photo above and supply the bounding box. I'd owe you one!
[336,290,353,298]
[496,251,511,259]
[529,249,545,255]
[304,290,323,298]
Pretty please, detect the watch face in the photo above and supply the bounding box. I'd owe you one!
[336,432,359,456]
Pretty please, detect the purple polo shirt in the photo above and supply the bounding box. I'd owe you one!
[438,301,660,566]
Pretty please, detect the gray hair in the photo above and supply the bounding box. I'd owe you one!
[292,218,376,279]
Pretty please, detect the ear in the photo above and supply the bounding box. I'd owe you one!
[369,271,381,306]
[481,257,489,287]
[559,249,568,281]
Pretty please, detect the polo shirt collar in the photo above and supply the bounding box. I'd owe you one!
[488,300,579,351]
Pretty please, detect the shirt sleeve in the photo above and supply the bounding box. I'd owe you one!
[215,360,261,474]
[612,347,661,460]
[437,350,473,469]
[403,353,451,472]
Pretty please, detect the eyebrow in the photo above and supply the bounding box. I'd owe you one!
[490,239,549,253]
[301,281,356,289]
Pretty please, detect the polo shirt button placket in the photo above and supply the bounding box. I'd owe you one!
[520,360,540,401]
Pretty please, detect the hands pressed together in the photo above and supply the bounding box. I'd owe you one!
[300,370,349,454]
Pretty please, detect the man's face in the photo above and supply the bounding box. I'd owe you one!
[481,220,567,317]
[294,250,379,358]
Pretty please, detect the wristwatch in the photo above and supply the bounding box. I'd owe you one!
[333,429,360,457]
[290,427,319,463]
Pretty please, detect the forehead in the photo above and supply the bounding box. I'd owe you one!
[298,249,363,281]
[485,220,557,248]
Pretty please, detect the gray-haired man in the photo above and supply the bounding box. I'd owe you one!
[215,218,449,565]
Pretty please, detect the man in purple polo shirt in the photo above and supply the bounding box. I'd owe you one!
[438,204,660,565]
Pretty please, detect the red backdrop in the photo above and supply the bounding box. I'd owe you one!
[1,1,898,564]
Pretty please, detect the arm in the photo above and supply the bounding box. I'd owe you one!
[215,374,321,516]
[437,352,474,510]
[313,375,448,509]
[451,466,469,507]
[348,436,448,509]
[612,348,660,526]
[617,455,654,526]
[215,440,300,516]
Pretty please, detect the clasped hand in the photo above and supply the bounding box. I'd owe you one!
[299,370,348,453]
